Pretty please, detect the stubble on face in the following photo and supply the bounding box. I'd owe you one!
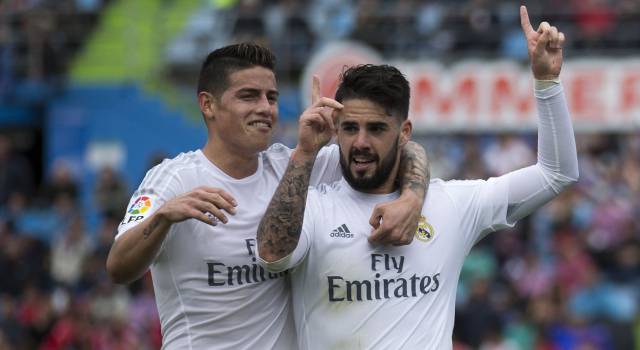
[339,135,400,192]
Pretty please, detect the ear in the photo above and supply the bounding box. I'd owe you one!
[399,119,412,147]
[198,91,216,122]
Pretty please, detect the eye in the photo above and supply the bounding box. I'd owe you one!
[267,94,278,104]
[342,125,358,133]
[239,93,256,101]
[368,125,387,134]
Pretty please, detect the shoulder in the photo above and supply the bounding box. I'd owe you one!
[434,178,487,197]
[262,143,293,160]
[438,178,486,189]
[137,150,202,193]
[262,143,294,174]
[262,143,337,162]
[307,180,344,203]
[434,176,508,205]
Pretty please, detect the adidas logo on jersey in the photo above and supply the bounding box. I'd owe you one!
[330,224,354,238]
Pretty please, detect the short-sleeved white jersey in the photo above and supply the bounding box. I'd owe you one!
[116,143,341,350]
[280,177,515,350]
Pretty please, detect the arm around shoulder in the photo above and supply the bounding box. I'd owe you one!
[368,141,430,245]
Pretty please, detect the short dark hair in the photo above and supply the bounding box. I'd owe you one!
[197,43,276,97]
[335,64,410,121]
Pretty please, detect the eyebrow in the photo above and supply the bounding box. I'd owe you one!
[367,121,388,128]
[340,121,390,128]
[236,88,279,97]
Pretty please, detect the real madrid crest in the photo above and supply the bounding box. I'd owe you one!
[415,215,435,242]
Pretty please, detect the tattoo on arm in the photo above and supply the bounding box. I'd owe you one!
[143,218,159,239]
[398,141,430,200]
[257,156,315,261]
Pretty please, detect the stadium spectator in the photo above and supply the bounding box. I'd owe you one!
[482,134,535,176]
[0,135,34,206]
[50,217,92,286]
[39,160,79,206]
[0,18,14,102]
[93,166,129,219]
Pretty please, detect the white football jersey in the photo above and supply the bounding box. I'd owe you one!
[277,177,515,350]
[116,144,341,350]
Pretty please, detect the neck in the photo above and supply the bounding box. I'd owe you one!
[355,162,401,195]
[201,140,259,179]
[358,175,398,194]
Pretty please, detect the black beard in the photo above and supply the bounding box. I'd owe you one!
[339,137,399,192]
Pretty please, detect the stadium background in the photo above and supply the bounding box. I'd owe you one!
[0,0,639,348]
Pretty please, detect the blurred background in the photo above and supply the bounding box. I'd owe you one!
[0,0,639,349]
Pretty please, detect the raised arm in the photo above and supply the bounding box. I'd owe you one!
[501,6,578,222]
[257,77,342,263]
[257,150,316,263]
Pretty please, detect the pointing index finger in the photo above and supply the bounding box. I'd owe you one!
[317,97,344,110]
[312,75,320,105]
[520,5,534,37]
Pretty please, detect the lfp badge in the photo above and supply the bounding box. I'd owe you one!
[128,196,152,215]
[415,216,435,242]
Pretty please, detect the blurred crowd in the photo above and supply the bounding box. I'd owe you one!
[193,0,640,81]
[4,0,640,94]
[0,0,106,104]
[421,133,640,349]
[0,134,159,349]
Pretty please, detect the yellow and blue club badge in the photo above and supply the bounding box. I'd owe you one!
[415,215,435,242]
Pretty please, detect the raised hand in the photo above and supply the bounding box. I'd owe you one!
[520,5,565,80]
[296,76,343,156]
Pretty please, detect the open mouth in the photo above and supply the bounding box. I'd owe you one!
[248,120,272,130]
[351,156,376,171]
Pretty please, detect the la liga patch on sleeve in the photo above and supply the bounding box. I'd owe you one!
[128,195,153,215]
[120,195,155,226]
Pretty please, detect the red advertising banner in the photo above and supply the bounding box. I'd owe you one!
[302,42,640,132]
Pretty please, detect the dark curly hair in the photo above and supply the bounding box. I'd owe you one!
[335,64,410,121]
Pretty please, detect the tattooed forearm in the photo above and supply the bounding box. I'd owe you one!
[398,141,430,200]
[257,154,315,262]
[142,217,159,239]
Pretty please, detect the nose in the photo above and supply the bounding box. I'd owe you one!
[255,94,274,116]
[352,130,370,150]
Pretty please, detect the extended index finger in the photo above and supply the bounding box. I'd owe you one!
[311,75,320,105]
[520,5,534,37]
[316,97,344,110]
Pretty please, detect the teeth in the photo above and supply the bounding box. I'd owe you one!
[251,121,270,128]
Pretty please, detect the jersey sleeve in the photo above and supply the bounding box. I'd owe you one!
[115,162,182,240]
[444,177,515,254]
[309,144,342,186]
[257,188,318,273]
[446,82,577,254]
[265,143,342,186]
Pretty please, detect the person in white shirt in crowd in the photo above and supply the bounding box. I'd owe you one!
[105,43,429,349]
[257,6,578,350]
[483,134,536,177]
